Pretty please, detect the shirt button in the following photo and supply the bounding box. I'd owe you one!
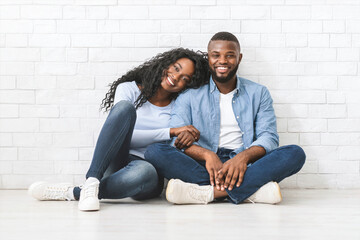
[237,116,239,119]
[233,101,235,103]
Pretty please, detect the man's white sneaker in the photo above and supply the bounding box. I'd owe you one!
[166,179,214,204]
[28,181,74,201]
[246,181,282,204]
[78,178,100,211]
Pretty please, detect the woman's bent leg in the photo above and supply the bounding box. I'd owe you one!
[98,160,163,200]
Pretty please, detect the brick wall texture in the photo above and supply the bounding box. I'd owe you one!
[0,0,360,189]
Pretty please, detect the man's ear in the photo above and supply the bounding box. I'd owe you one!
[238,53,243,63]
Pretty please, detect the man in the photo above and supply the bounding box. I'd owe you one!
[145,32,306,205]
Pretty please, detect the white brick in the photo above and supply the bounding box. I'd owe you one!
[0,104,18,118]
[78,63,119,76]
[36,63,77,76]
[338,146,360,161]
[13,161,54,174]
[13,133,52,147]
[86,6,108,19]
[256,48,295,61]
[97,20,120,33]
[241,48,256,62]
[300,133,321,146]
[299,160,318,174]
[328,119,360,132]
[260,34,285,47]
[259,76,297,90]
[298,76,337,90]
[40,48,66,62]
[242,20,281,33]
[272,90,326,104]
[0,90,35,104]
[63,6,86,19]
[120,20,161,33]
[87,105,102,118]
[57,75,94,90]
[279,133,299,146]
[109,6,148,19]
[74,0,117,5]
[288,119,327,132]
[337,48,360,62]
[311,5,333,19]
[0,61,34,75]
[158,34,180,47]
[78,90,106,104]
[80,119,104,132]
[5,34,28,47]
[318,62,357,76]
[308,104,347,118]
[20,6,62,19]
[327,91,346,104]
[0,6,20,19]
[286,34,307,47]
[200,20,240,33]
[0,48,40,62]
[60,105,87,118]
[302,146,338,161]
[0,147,17,160]
[297,174,337,188]
[345,91,360,104]
[348,104,360,118]
[18,148,38,161]
[0,76,16,89]
[337,174,360,189]
[323,20,345,33]
[0,162,12,174]
[272,6,310,19]
[33,20,56,33]
[230,6,270,19]
[279,175,297,188]
[0,118,39,132]
[238,34,261,48]
[128,48,169,61]
[54,161,88,174]
[279,62,318,76]
[89,48,129,62]
[72,34,111,47]
[0,20,32,33]
[321,133,360,146]
[53,133,93,147]
[66,48,88,62]
[134,34,158,47]
[57,20,97,33]
[180,33,211,48]
[276,118,287,133]
[273,104,308,118]
[0,133,12,146]
[190,6,229,19]
[346,20,360,33]
[36,90,78,105]
[352,35,360,47]
[112,34,135,47]
[239,62,278,76]
[39,148,78,161]
[19,105,59,118]
[308,34,329,47]
[333,6,360,19]
[330,34,352,47]
[161,20,200,33]
[29,34,70,47]
[176,0,216,5]
[17,76,56,90]
[282,21,322,33]
[0,34,5,46]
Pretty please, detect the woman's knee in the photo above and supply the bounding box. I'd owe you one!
[133,160,159,182]
[110,101,136,121]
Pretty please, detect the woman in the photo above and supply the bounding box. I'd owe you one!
[28,48,209,211]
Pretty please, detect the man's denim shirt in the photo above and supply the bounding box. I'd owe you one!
[170,76,279,158]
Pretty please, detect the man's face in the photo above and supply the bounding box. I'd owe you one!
[207,40,242,83]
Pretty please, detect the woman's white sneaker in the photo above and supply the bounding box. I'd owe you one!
[28,181,74,201]
[166,179,214,204]
[246,181,282,204]
[78,178,100,211]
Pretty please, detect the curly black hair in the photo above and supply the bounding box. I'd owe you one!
[101,48,210,111]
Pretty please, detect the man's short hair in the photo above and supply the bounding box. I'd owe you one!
[208,32,241,51]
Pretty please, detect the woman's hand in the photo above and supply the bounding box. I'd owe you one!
[170,125,200,140]
[174,131,196,149]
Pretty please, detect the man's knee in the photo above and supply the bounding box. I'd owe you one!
[285,145,306,171]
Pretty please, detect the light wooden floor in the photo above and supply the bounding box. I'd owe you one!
[0,189,359,240]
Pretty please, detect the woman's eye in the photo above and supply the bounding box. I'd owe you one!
[174,66,179,72]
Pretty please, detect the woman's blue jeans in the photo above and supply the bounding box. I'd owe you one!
[73,101,163,200]
[145,143,306,204]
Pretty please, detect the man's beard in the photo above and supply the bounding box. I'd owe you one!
[209,65,239,83]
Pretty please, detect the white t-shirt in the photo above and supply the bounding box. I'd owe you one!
[218,89,244,150]
[114,81,172,158]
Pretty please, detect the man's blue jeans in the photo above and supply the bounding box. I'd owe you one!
[73,101,163,200]
[145,143,305,204]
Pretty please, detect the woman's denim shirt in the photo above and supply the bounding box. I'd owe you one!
[170,76,279,158]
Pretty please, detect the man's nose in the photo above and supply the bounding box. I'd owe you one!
[218,55,227,64]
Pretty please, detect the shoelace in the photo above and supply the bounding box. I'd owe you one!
[189,186,210,203]
[44,186,70,201]
[81,183,98,198]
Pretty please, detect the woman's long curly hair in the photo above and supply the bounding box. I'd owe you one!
[101,48,209,111]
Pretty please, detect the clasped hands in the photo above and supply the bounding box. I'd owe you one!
[170,125,200,149]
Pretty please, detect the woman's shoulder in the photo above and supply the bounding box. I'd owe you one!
[115,81,140,94]
[113,81,141,104]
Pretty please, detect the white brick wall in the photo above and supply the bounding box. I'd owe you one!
[0,0,359,189]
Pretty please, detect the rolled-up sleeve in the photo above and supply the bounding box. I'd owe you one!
[249,87,279,153]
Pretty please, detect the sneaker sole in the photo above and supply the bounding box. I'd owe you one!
[273,182,283,204]
[78,203,100,211]
[165,179,175,203]
[28,181,46,200]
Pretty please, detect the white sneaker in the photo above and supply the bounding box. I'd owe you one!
[166,179,214,204]
[246,182,282,204]
[28,181,74,201]
[78,178,100,211]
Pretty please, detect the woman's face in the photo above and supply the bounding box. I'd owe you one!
[160,58,195,93]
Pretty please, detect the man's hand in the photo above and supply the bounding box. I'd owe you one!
[204,151,223,187]
[174,131,195,149]
[216,155,247,191]
[170,125,200,140]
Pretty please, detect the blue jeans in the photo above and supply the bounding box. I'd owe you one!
[145,143,306,204]
[74,101,163,200]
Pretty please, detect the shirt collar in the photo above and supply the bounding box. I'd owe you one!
[209,75,242,96]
